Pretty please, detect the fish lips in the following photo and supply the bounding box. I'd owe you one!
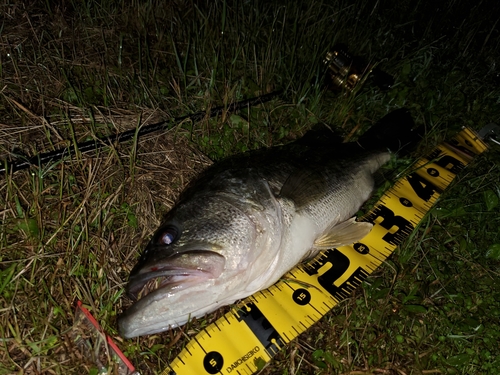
[125,247,226,301]
[119,248,226,338]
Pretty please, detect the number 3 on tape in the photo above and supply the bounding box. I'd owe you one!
[163,127,489,375]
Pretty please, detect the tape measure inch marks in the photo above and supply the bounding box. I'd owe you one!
[162,127,488,375]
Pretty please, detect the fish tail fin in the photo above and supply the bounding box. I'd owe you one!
[358,108,422,155]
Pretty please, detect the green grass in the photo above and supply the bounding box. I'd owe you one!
[1,0,500,374]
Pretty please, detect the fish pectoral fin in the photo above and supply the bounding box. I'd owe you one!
[314,218,373,249]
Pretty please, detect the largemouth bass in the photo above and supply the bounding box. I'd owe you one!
[118,108,418,338]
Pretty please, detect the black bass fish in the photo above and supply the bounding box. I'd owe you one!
[118,108,418,338]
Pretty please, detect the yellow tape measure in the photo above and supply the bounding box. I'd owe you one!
[162,127,489,375]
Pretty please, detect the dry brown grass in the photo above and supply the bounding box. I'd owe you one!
[0,104,214,374]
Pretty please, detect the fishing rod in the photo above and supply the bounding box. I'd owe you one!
[0,91,282,175]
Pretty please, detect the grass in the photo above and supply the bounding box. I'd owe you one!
[1,0,500,374]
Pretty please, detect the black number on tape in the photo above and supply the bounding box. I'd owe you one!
[203,352,224,374]
[399,197,413,207]
[407,172,438,201]
[292,288,311,305]
[366,205,414,245]
[353,242,370,254]
[305,249,369,299]
[427,167,439,177]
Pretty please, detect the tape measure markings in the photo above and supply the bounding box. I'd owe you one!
[250,284,322,338]
[163,127,488,375]
[193,337,207,354]
[168,311,273,375]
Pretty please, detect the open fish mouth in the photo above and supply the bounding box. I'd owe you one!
[138,275,171,300]
[127,268,216,300]
[119,250,227,338]
[126,250,226,301]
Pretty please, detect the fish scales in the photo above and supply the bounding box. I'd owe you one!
[118,109,418,338]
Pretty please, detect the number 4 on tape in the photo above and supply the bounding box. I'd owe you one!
[163,127,489,375]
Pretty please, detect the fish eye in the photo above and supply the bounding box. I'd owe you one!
[158,225,180,245]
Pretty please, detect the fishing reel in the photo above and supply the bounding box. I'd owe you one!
[478,123,500,146]
[324,44,394,93]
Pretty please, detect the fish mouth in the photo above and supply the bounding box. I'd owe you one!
[126,250,226,301]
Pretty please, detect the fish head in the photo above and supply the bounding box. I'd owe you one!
[118,191,280,338]
[125,221,227,301]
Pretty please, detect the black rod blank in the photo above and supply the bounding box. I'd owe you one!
[1,91,281,175]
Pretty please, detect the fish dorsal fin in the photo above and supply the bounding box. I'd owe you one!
[279,169,326,209]
[314,217,373,249]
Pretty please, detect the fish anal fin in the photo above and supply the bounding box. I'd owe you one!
[314,217,373,249]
